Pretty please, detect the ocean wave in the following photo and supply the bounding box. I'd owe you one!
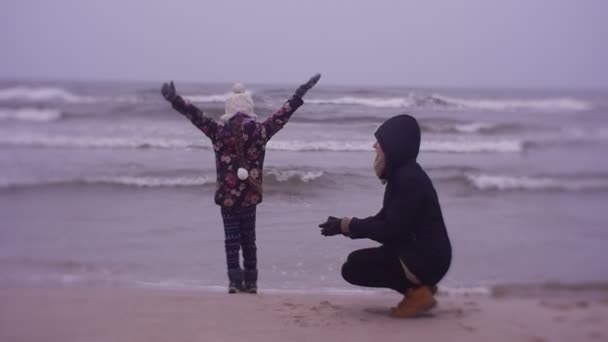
[0,133,196,150]
[0,133,527,153]
[0,107,63,122]
[293,115,384,124]
[0,170,327,190]
[0,86,99,103]
[17,169,603,194]
[14,168,604,195]
[0,176,212,190]
[268,140,372,152]
[92,176,214,187]
[183,90,254,104]
[296,116,519,135]
[434,94,592,112]
[419,120,519,134]
[307,96,415,108]
[446,122,497,134]
[112,95,142,104]
[306,93,592,112]
[463,173,608,192]
[271,139,525,153]
[265,169,325,183]
[0,86,146,105]
[270,138,528,153]
[422,139,524,153]
[183,93,230,103]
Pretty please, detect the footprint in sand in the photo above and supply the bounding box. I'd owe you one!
[364,307,392,316]
[281,300,346,327]
[540,300,590,311]
[282,302,298,308]
[457,322,476,333]
[275,301,299,312]
[434,307,466,317]
[319,300,343,310]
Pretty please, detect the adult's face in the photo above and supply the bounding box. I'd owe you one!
[373,141,384,158]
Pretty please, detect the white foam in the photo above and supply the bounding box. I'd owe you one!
[422,139,524,153]
[0,169,329,189]
[422,121,502,134]
[268,140,373,152]
[0,107,62,122]
[452,122,497,133]
[466,174,608,191]
[0,133,198,150]
[0,133,525,154]
[305,93,592,112]
[184,93,230,103]
[467,174,555,191]
[307,96,415,108]
[272,139,524,153]
[0,86,98,103]
[0,176,214,189]
[266,169,325,183]
[184,90,254,104]
[113,95,141,104]
[435,94,592,112]
[92,176,214,187]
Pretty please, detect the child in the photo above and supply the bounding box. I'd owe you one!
[161,74,321,293]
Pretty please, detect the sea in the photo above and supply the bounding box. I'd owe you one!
[1,79,607,296]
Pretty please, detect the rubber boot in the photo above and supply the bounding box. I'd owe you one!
[244,269,258,294]
[227,268,244,294]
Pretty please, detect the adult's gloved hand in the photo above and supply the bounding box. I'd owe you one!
[318,216,342,236]
[294,73,321,98]
[161,81,178,102]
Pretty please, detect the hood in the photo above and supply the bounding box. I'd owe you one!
[374,114,421,174]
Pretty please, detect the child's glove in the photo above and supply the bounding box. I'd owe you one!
[294,73,321,98]
[318,216,342,236]
[161,81,178,102]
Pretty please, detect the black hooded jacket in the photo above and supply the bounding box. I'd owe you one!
[348,115,452,285]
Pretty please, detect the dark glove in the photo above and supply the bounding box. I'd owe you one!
[318,216,342,236]
[294,73,321,98]
[161,81,178,102]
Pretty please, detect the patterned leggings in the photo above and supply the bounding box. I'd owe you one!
[220,206,257,272]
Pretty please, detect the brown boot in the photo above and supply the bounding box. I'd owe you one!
[390,286,437,318]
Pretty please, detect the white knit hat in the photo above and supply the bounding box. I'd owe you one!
[220,83,257,122]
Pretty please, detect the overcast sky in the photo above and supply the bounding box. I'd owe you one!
[1,0,606,88]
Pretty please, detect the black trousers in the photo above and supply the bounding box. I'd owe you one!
[220,206,257,272]
[341,246,414,294]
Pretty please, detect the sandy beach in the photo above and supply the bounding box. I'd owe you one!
[1,287,607,342]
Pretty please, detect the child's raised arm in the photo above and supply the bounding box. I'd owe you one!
[263,73,321,140]
[161,81,219,140]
